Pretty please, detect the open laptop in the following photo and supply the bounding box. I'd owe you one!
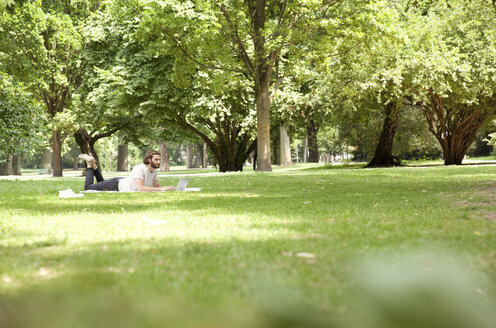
[175,178,201,192]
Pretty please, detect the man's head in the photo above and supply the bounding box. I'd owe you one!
[143,150,161,169]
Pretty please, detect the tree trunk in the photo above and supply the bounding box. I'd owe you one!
[12,155,21,175]
[252,0,273,172]
[194,143,201,168]
[159,141,170,172]
[306,117,319,163]
[0,161,8,175]
[279,125,293,166]
[0,155,13,175]
[215,139,254,172]
[442,131,480,165]
[255,86,272,171]
[422,94,490,166]
[52,130,63,177]
[272,127,279,165]
[178,116,256,172]
[294,143,298,163]
[72,142,80,170]
[72,155,79,170]
[74,129,100,167]
[202,142,208,168]
[41,148,52,174]
[117,144,128,172]
[303,136,308,163]
[186,144,193,168]
[366,103,401,168]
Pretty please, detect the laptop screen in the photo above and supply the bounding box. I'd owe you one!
[176,178,190,191]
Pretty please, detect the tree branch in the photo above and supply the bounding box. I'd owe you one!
[219,4,255,74]
[92,114,142,140]
[162,28,248,74]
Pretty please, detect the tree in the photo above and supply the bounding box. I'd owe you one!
[407,0,496,164]
[366,101,402,167]
[137,0,348,171]
[317,0,411,167]
[0,0,100,176]
[169,81,258,172]
[117,131,129,172]
[0,73,45,174]
[73,7,157,166]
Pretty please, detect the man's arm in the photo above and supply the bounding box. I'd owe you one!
[153,179,176,190]
[135,178,175,191]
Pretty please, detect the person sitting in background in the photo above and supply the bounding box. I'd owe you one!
[79,150,175,192]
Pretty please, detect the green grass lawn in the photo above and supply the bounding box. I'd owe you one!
[1,165,496,327]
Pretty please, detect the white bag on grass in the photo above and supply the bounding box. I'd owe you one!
[58,189,84,198]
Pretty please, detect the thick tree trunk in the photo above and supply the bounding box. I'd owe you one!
[442,131,480,165]
[306,117,319,163]
[159,142,170,172]
[443,146,466,165]
[0,162,8,175]
[216,141,252,172]
[12,155,21,175]
[255,87,272,171]
[0,163,7,176]
[366,103,401,168]
[202,142,208,168]
[422,94,490,166]
[251,0,273,172]
[117,144,128,172]
[52,130,63,177]
[178,115,256,172]
[186,144,193,168]
[279,125,293,166]
[194,143,201,168]
[0,155,13,175]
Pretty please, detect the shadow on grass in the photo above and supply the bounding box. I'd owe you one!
[0,172,475,220]
[297,163,365,171]
[404,161,496,167]
[0,235,348,328]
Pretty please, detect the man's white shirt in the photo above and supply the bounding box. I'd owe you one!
[118,164,158,192]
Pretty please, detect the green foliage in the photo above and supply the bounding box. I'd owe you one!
[0,74,46,159]
[393,106,442,160]
[0,0,92,104]
[3,0,496,169]
[404,0,496,105]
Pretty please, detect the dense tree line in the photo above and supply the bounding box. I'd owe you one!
[1,0,495,174]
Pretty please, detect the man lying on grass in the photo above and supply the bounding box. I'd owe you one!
[79,150,176,192]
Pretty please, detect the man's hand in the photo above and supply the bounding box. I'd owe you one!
[136,178,175,192]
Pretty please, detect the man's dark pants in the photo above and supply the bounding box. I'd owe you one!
[84,168,122,191]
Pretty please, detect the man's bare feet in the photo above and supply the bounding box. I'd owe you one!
[78,154,98,170]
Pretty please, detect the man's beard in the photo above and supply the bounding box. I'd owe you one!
[150,162,160,169]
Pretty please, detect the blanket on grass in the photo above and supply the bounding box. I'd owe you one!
[59,187,200,198]
[58,188,136,198]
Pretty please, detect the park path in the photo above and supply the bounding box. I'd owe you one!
[0,168,260,180]
[2,161,496,180]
